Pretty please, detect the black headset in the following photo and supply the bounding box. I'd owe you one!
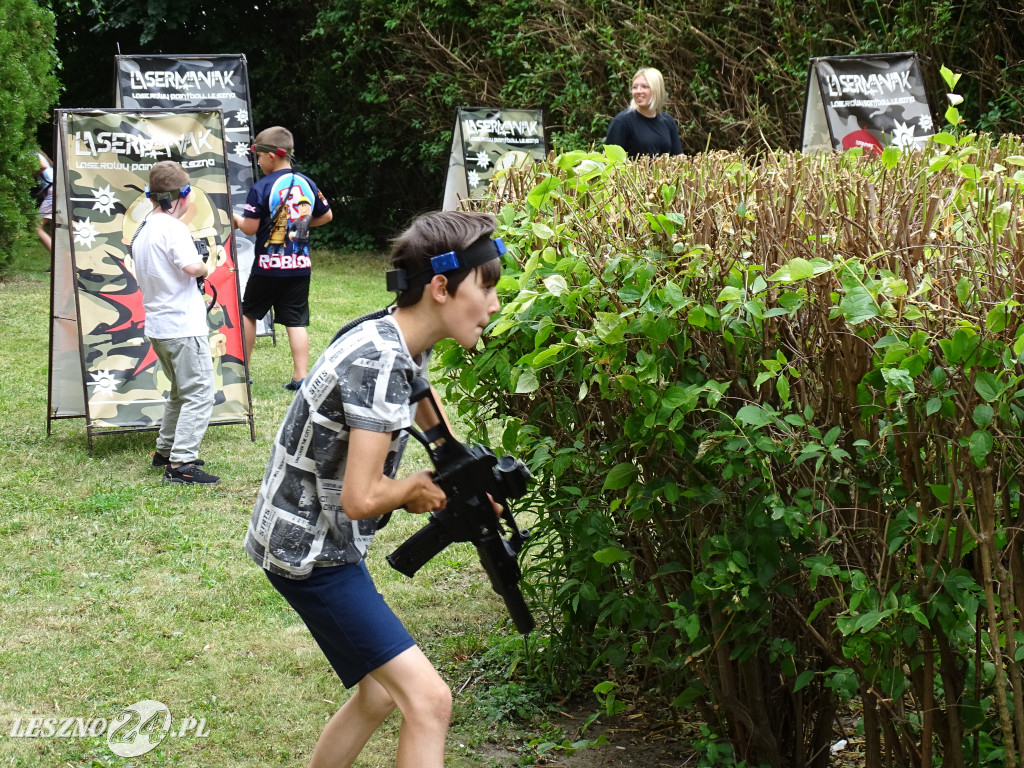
[249,143,290,158]
[145,184,191,212]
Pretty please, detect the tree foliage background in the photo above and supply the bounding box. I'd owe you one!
[32,0,1024,250]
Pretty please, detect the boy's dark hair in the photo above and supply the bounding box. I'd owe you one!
[148,161,189,193]
[254,126,295,152]
[391,211,500,307]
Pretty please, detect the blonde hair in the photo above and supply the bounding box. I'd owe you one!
[254,126,295,153]
[628,67,668,113]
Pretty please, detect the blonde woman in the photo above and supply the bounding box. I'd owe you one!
[604,67,685,157]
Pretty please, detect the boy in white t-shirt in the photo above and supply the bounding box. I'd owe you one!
[131,161,220,485]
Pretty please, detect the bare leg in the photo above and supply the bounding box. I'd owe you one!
[309,646,451,768]
[373,646,452,768]
[309,675,396,768]
[243,315,257,366]
[36,222,52,252]
[285,325,309,382]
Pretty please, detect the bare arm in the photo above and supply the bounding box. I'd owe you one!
[232,213,260,237]
[182,261,212,278]
[311,209,333,227]
[339,427,446,520]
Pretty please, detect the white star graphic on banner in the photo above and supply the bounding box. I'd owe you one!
[73,218,99,249]
[892,121,916,148]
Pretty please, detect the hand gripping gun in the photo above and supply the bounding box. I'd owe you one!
[386,377,535,634]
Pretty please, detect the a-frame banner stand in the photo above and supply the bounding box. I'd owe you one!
[801,52,935,155]
[47,108,255,452]
[115,53,274,343]
[443,107,546,211]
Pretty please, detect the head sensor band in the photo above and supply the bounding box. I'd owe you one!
[386,236,505,293]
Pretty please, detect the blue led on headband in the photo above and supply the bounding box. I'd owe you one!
[386,236,506,293]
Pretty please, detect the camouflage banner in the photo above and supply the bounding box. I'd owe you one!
[114,54,272,338]
[442,107,546,210]
[47,109,253,445]
[801,52,935,155]
[115,55,254,208]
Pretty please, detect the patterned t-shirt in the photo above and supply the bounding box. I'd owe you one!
[245,312,429,578]
[241,168,330,277]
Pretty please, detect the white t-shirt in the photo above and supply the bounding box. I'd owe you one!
[131,213,209,339]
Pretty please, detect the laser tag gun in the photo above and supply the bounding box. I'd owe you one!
[387,377,535,634]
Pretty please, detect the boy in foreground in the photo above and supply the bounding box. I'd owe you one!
[244,210,504,767]
[232,126,332,390]
[132,161,219,485]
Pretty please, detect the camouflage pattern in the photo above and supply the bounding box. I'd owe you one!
[51,109,252,435]
[445,108,546,205]
[115,55,256,213]
[802,53,936,154]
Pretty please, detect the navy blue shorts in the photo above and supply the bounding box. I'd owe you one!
[242,274,310,327]
[265,562,415,688]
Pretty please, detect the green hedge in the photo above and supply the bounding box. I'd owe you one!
[435,125,1024,767]
[0,0,59,269]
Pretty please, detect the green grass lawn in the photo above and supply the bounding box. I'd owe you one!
[0,236,540,767]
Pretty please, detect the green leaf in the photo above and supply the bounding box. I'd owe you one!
[543,275,569,296]
[603,143,628,163]
[717,286,743,302]
[787,258,815,280]
[736,404,774,427]
[969,430,993,467]
[881,367,915,392]
[532,222,555,240]
[515,368,539,394]
[972,403,994,428]
[955,277,971,305]
[840,286,879,325]
[687,306,707,328]
[593,547,630,564]
[929,484,951,503]
[940,65,962,90]
[974,371,1003,402]
[603,462,639,490]
[776,376,790,402]
[527,176,561,208]
[880,146,901,169]
[794,670,815,692]
[594,312,627,344]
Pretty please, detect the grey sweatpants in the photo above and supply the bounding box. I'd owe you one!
[150,335,215,464]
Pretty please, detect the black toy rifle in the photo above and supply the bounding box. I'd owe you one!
[387,377,535,634]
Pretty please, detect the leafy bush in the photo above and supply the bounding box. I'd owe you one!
[435,120,1024,766]
[54,0,1024,245]
[0,0,59,270]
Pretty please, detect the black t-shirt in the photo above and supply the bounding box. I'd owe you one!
[604,109,685,158]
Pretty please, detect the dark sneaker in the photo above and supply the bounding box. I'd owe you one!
[163,462,220,486]
[151,452,204,469]
[283,378,305,391]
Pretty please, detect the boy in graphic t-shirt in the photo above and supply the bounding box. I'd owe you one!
[232,126,332,390]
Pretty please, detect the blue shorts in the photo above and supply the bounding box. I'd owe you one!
[265,562,416,688]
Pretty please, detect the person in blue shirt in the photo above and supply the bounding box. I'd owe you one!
[604,67,686,158]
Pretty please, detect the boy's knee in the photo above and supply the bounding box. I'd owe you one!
[356,683,397,721]
[418,679,452,724]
